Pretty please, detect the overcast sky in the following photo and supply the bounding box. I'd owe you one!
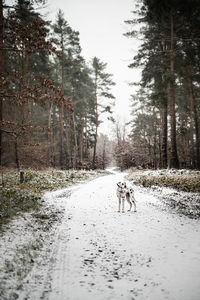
[7,0,141,134]
[43,0,141,133]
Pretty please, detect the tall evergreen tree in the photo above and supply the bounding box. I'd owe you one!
[125,0,200,169]
[91,57,115,169]
[52,10,73,168]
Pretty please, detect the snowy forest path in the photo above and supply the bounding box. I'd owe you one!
[39,171,200,300]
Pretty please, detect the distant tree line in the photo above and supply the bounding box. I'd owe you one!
[0,0,115,170]
[119,0,200,170]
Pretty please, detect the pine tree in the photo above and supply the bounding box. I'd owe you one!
[124,0,200,169]
[52,10,72,168]
[91,57,115,169]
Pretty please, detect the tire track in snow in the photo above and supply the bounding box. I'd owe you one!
[27,172,200,300]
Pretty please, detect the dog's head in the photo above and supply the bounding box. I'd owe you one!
[117,182,127,190]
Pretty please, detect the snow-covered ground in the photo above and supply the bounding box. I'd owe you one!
[127,168,200,218]
[0,171,200,300]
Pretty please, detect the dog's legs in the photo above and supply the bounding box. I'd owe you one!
[128,199,132,211]
[122,197,125,213]
[126,194,132,211]
[133,201,136,212]
[131,194,137,212]
[118,196,121,212]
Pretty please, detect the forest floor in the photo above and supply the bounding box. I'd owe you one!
[127,168,200,218]
[0,168,200,300]
[0,168,108,225]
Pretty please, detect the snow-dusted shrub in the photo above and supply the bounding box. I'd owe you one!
[0,168,108,223]
[127,169,200,193]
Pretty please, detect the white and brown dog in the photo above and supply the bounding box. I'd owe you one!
[116,182,136,213]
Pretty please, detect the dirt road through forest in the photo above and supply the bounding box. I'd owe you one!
[22,171,200,300]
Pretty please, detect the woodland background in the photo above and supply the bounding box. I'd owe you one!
[0,0,200,171]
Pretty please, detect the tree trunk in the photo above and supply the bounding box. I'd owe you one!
[47,102,52,167]
[59,102,64,168]
[22,52,29,122]
[79,118,84,167]
[72,111,78,168]
[187,64,200,169]
[79,129,83,167]
[20,171,24,183]
[84,113,88,158]
[92,80,98,169]
[159,40,168,169]
[194,105,200,170]
[169,12,179,168]
[51,103,56,168]
[153,134,157,169]
[0,0,3,166]
[65,112,71,168]
[14,138,20,170]
[161,94,168,168]
[187,65,195,167]
[59,34,64,168]
[116,121,121,146]
[102,138,106,170]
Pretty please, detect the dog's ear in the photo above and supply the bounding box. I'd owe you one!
[117,182,121,187]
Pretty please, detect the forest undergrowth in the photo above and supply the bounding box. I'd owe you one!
[127,168,200,193]
[0,168,108,226]
[127,168,200,218]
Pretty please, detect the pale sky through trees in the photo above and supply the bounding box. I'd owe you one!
[44,0,141,133]
[6,0,141,133]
